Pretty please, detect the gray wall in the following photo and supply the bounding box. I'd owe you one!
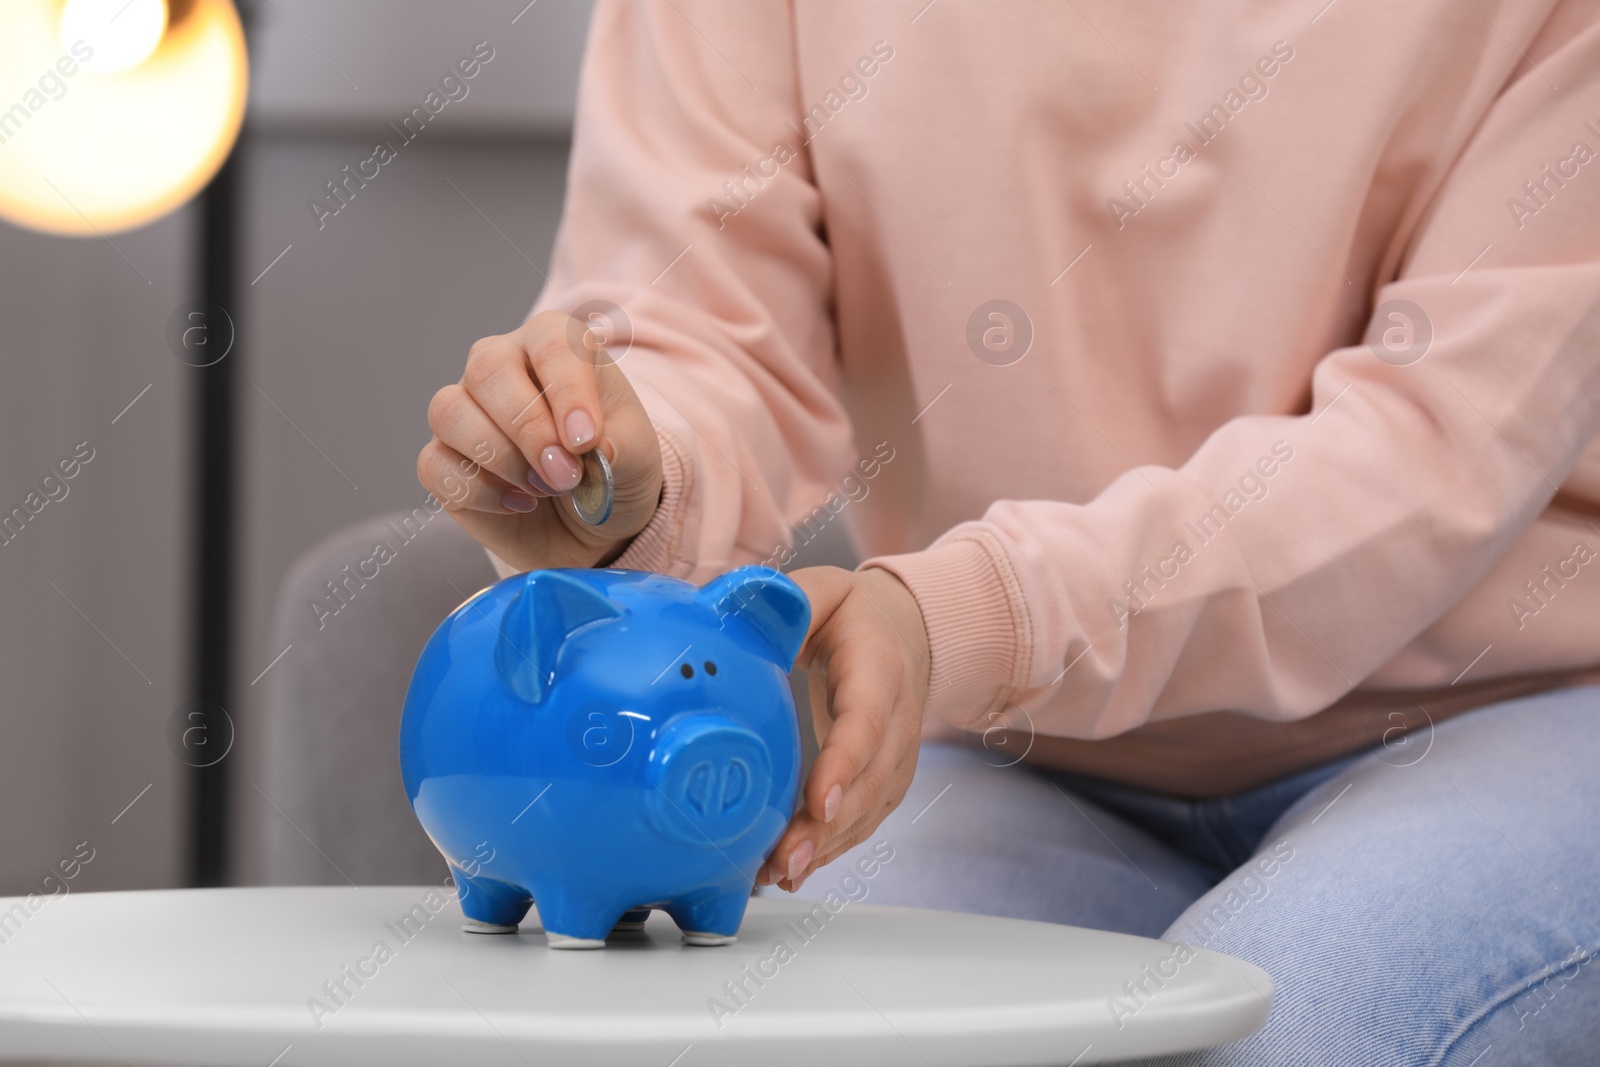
[0,0,593,892]
[0,211,190,897]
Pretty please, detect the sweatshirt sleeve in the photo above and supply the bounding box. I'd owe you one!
[864,27,1600,735]
[521,0,855,581]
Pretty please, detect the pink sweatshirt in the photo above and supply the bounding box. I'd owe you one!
[500,0,1600,795]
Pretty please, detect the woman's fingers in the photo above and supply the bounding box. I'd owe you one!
[460,328,582,494]
[795,705,920,885]
[804,655,894,821]
[758,660,917,889]
[416,310,666,573]
[438,312,631,499]
[426,384,550,500]
[755,565,930,891]
[524,310,608,453]
[416,437,533,513]
[760,746,916,891]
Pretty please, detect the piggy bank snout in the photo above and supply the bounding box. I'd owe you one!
[648,715,775,848]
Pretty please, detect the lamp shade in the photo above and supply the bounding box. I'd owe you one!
[0,0,247,236]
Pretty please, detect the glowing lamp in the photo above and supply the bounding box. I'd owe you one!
[0,0,248,236]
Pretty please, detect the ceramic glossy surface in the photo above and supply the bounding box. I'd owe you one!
[399,566,809,946]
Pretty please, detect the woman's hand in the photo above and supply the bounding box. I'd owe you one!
[417,310,663,571]
[757,565,931,892]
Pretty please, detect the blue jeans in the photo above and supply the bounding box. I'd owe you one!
[771,685,1600,1064]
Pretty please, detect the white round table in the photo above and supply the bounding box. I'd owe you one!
[0,887,1271,1065]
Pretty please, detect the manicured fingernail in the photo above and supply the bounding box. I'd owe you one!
[540,445,582,492]
[525,467,556,495]
[823,784,842,823]
[565,408,596,448]
[786,839,813,884]
[502,491,538,513]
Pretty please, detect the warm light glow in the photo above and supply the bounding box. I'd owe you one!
[59,0,169,74]
[0,0,247,236]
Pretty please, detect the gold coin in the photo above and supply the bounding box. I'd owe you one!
[570,448,614,526]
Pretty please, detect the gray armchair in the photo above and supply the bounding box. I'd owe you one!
[259,510,498,885]
[259,509,844,885]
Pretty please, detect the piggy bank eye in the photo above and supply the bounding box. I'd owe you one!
[679,663,694,679]
[704,661,717,676]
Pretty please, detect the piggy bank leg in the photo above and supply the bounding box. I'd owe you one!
[666,888,750,946]
[536,888,632,949]
[611,907,653,933]
[453,866,533,934]
[545,931,607,949]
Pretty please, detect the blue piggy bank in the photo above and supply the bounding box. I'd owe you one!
[399,566,808,949]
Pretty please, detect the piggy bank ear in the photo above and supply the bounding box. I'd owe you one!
[699,566,811,670]
[496,571,624,703]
